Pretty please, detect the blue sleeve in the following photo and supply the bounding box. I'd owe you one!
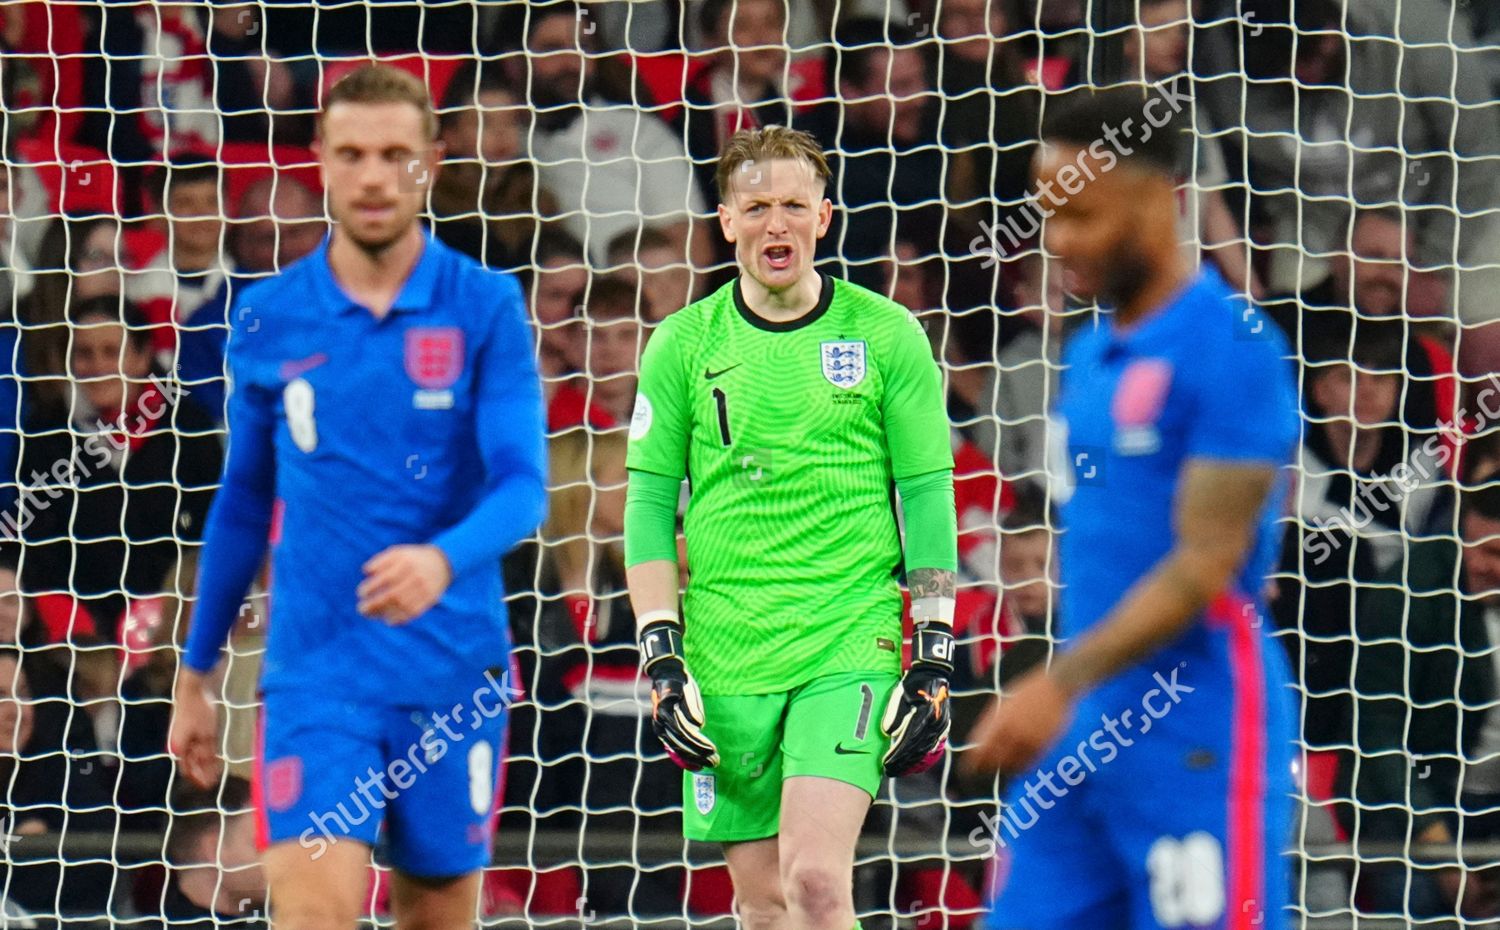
[430,272,548,576]
[1184,310,1299,466]
[183,294,277,673]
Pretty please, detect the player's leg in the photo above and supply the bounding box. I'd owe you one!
[255,690,387,930]
[262,840,372,930]
[691,692,788,929]
[387,872,482,930]
[776,671,894,930]
[1097,660,1296,930]
[778,776,869,930]
[724,838,789,930]
[382,695,506,930]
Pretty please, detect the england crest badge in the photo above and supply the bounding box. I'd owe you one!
[406,327,464,409]
[406,327,465,388]
[693,773,716,815]
[821,340,866,389]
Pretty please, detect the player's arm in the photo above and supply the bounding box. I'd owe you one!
[878,310,960,776]
[1047,462,1274,693]
[623,316,719,770]
[173,301,278,788]
[358,274,547,622]
[966,461,1277,777]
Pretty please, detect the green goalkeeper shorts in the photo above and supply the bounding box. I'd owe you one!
[682,670,901,843]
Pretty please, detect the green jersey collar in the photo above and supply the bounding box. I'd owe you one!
[733,272,835,333]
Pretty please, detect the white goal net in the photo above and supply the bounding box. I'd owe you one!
[0,1,1496,928]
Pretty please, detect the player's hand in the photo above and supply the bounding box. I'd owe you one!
[357,544,453,624]
[881,621,955,777]
[639,619,719,771]
[962,669,1074,779]
[169,669,222,790]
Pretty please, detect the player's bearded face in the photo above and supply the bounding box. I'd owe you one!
[719,157,832,292]
[319,101,438,255]
[1034,146,1153,307]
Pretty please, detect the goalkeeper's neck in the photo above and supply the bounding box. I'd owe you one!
[738,268,826,326]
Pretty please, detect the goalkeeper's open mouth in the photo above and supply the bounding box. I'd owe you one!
[763,243,794,272]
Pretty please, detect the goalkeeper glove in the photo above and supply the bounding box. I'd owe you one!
[881,620,954,777]
[640,617,720,771]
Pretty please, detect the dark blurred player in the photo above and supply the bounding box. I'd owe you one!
[170,64,546,930]
[967,86,1299,930]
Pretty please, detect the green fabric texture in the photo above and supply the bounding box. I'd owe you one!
[624,274,953,695]
[895,468,958,573]
[623,466,681,567]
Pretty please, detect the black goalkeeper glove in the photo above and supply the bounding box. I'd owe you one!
[640,619,720,771]
[881,621,954,777]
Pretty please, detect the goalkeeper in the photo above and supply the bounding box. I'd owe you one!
[624,125,957,930]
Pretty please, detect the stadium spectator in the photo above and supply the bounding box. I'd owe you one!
[1122,0,1262,297]
[881,237,939,314]
[803,18,952,291]
[676,0,794,228]
[993,252,1069,485]
[430,64,557,273]
[78,4,218,173]
[514,2,708,271]
[927,0,1040,226]
[606,226,703,322]
[1271,326,1452,749]
[1268,207,1460,439]
[1343,481,1500,921]
[204,4,297,145]
[540,428,681,916]
[1466,429,1500,490]
[550,276,643,434]
[952,491,1056,708]
[939,314,995,458]
[1474,3,1500,96]
[582,276,646,425]
[0,647,118,923]
[20,216,130,422]
[126,157,248,423]
[15,295,223,641]
[231,174,325,275]
[152,777,268,930]
[1198,0,1500,376]
[0,170,23,514]
[529,230,590,390]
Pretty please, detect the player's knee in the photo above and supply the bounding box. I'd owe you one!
[782,862,849,926]
[736,895,789,930]
[266,902,361,930]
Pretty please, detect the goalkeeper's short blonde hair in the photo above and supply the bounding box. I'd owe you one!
[715,125,831,203]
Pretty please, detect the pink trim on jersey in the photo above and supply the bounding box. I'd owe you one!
[251,705,270,851]
[1213,590,1267,930]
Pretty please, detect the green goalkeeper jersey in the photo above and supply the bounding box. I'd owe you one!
[626,272,953,695]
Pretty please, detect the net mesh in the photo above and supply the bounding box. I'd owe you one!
[0,0,1497,927]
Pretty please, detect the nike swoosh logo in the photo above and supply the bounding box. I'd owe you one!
[833,742,870,756]
[704,364,742,380]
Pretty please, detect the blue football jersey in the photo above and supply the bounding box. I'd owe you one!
[185,235,547,706]
[1055,267,1299,694]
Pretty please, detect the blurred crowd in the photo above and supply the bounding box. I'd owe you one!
[0,0,1497,925]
